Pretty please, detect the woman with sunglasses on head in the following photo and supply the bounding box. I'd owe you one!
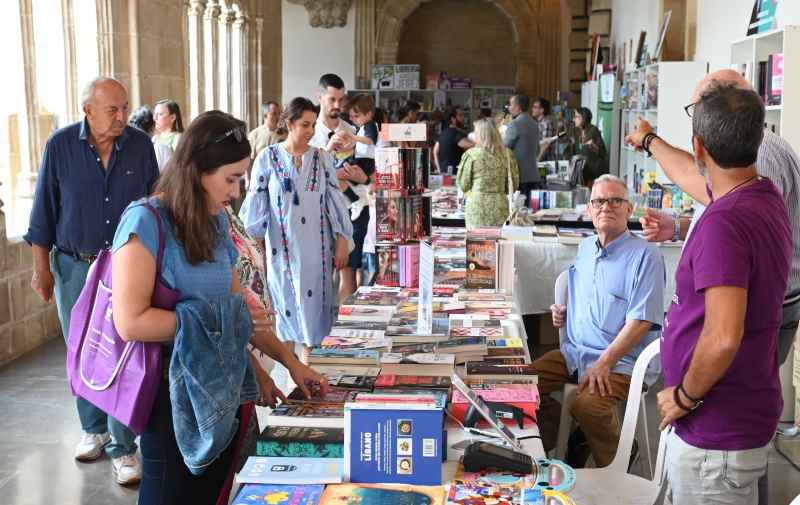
[111,111,327,504]
[240,97,353,362]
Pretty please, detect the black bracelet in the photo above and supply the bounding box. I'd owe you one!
[642,132,659,157]
[673,385,693,412]
[678,383,702,403]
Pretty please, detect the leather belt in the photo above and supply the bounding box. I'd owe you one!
[56,247,98,264]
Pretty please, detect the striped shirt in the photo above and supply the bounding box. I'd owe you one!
[689,130,800,299]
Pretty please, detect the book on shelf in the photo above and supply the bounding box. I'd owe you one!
[256,426,344,458]
[379,352,456,376]
[319,484,446,505]
[375,244,401,287]
[465,235,498,290]
[236,456,343,485]
[337,305,395,323]
[374,147,430,191]
[308,348,380,366]
[450,383,539,422]
[231,484,325,505]
[374,373,453,391]
[464,362,538,382]
[266,403,345,429]
[286,387,359,405]
[768,53,784,106]
[344,397,445,485]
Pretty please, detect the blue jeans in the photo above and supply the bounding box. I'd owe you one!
[52,249,137,458]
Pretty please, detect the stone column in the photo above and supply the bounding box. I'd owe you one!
[61,0,79,123]
[354,0,375,89]
[17,0,41,199]
[96,0,114,75]
[231,9,247,122]
[187,0,206,120]
[203,0,220,110]
[217,6,234,113]
[251,16,264,128]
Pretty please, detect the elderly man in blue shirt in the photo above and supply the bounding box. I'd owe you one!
[533,174,666,468]
[24,77,159,485]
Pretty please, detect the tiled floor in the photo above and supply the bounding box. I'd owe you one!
[1,339,800,505]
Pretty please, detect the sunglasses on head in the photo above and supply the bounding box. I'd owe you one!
[211,127,245,145]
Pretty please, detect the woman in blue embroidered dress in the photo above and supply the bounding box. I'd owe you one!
[240,97,352,359]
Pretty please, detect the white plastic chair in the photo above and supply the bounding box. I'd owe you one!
[568,339,669,505]
[552,270,655,477]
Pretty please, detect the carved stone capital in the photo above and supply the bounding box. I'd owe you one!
[204,0,221,20]
[287,0,353,28]
[188,0,206,17]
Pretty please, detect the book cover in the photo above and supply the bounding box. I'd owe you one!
[769,52,784,105]
[466,239,498,289]
[267,403,345,429]
[308,348,380,366]
[377,195,402,242]
[256,426,344,459]
[436,336,487,354]
[286,387,359,405]
[380,353,455,366]
[320,335,391,350]
[450,383,539,422]
[345,405,444,485]
[390,342,438,354]
[374,374,453,390]
[465,362,538,381]
[231,484,324,505]
[449,326,504,338]
[375,147,403,189]
[447,465,534,505]
[337,305,395,323]
[377,244,401,287]
[236,457,343,485]
[319,484,446,505]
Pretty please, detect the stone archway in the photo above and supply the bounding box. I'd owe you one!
[372,0,561,98]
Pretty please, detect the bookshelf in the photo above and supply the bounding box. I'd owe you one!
[347,86,515,127]
[618,61,708,187]
[730,26,800,157]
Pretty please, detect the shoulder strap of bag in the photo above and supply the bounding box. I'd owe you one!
[131,202,168,275]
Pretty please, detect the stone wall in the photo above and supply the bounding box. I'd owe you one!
[0,209,60,368]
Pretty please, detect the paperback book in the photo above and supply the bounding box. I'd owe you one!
[231,484,324,505]
[236,457,343,485]
[256,426,344,458]
[374,374,453,391]
[266,403,345,429]
[465,362,538,382]
[344,400,444,485]
[318,484,446,505]
[308,348,380,366]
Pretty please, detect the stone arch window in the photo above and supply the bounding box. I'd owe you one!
[0,0,99,238]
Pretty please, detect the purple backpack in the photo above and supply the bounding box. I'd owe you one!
[66,203,179,434]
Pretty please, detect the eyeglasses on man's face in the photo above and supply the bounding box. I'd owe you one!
[590,197,628,209]
[684,102,697,118]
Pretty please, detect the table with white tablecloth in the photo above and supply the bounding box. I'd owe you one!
[512,239,683,315]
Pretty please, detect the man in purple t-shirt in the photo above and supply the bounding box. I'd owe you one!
[630,84,792,504]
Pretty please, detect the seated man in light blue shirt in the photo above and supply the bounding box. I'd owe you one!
[533,174,666,468]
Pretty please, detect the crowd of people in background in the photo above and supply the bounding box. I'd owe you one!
[22,63,800,505]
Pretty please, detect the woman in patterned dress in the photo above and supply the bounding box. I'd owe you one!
[457,118,520,229]
[239,97,353,361]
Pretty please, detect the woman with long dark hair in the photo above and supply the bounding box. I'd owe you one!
[239,97,352,361]
[111,111,325,504]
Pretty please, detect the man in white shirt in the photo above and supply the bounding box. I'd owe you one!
[310,73,368,304]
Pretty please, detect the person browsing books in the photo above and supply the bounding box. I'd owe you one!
[504,94,540,201]
[569,107,607,186]
[630,84,792,505]
[240,97,353,362]
[456,118,519,229]
[535,174,666,469]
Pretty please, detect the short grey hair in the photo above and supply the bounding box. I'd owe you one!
[593,174,629,198]
[693,83,764,169]
[81,77,124,108]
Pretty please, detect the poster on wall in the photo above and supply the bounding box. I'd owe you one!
[747,0,779,36]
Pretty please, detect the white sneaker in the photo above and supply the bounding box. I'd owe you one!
[112,453,142,485]
[74,432,111,461]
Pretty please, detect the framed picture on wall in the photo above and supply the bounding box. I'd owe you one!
[653,10,672,62]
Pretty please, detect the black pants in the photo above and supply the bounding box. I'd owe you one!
[138,380,239,505]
